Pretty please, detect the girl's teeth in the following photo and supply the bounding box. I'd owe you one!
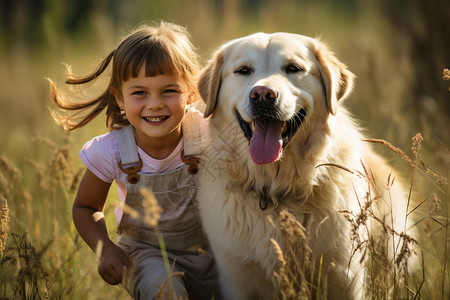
[145,117,165,122]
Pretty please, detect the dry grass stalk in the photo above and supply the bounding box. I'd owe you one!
[411,133,423,165]
[119,188,163,227]
[0,195,9,256]
[154,269,186,300]
[443,69,450,80]
[0,155,22,183]
[427,193,441,217]
[409,133,445,189]
[25,158,49,191]
[270,209,320,299]
[365,135,447,192]
[140,187,163,227]
[6,233,55,299]
[118,202,140,220]
[355,159,419,299]
[138,187,176,297]
[321,150,421,298]
[444,68,450,91]
[50,146,73,187]
[31,136,57,150]
[363,138,416,167]
[271,239,295,300]
[95,240,104,261]
[0,156,22,198]
[121,188,182,298]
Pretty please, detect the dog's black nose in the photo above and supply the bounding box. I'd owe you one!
[250,86,278,103]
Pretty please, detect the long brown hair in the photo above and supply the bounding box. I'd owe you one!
[49,22,200,131]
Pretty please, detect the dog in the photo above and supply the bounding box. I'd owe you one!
[197,32,415,299]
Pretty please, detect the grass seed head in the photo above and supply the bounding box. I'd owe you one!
[271,238,286,268]
[411,133,423,164]
[0,195,10,256]
[0,155,22,184]
[140,187,162,227]
[428,193,441,216]
[118,203,140,220]
[443,68,450,91]
[50,146,73,186]
[279,209,306,241]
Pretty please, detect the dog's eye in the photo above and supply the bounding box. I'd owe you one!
[285,64,304,74]
[234,66,253,75]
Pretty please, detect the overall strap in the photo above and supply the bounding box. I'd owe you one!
[116,126,142,184]
[182,110,203,157]
[181,111,204,175]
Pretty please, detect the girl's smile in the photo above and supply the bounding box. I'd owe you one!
[143,116,168,123]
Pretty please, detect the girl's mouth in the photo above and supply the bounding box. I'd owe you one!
[143,116,169,123]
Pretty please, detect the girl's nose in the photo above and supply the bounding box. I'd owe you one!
[146,95,164,110]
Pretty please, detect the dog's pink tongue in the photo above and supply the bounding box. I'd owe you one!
[249,118,283,164]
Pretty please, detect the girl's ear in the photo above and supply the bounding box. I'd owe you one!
[111,87,124,109]
[187,90,197,105]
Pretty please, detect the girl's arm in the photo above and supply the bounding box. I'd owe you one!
[73,169,129,285]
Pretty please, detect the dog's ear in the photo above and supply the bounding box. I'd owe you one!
[198,49,225,118]
[314,41,354,115]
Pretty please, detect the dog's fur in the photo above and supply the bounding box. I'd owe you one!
[197,32,414,299]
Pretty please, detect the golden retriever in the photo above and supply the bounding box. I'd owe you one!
[197,32,415,299]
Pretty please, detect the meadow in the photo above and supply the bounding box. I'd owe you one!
[0,0,448,299]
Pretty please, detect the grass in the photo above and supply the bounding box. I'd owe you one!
[269,133,448,299]
[0,1,448,299]
[0,139,130,300]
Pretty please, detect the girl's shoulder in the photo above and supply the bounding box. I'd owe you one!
[79,130,122,183]
[81,130,121,156]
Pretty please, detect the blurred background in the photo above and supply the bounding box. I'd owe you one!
[0,0,448,299]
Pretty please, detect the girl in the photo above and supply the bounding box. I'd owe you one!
[49,22,219,299]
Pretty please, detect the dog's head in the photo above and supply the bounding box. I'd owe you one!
[199,32,354,165]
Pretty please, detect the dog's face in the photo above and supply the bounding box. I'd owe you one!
[199,32,354,165]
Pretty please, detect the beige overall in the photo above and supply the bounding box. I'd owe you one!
[115,117,219,300]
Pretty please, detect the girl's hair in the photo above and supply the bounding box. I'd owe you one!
[50,22,200,131]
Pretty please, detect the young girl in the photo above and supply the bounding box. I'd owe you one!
[49,22,219,299]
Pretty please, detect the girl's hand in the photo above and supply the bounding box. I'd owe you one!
[98,241,130,285]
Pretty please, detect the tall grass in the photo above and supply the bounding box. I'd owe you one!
[0,139,131,299]
[0,1,448,299]
[269,133,448,299]
[1,131,447,299]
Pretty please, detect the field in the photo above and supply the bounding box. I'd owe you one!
[0,0,448,299]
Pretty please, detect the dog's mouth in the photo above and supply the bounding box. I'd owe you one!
[236,108,307,164]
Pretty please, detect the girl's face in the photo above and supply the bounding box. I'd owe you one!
[115,66,192,158]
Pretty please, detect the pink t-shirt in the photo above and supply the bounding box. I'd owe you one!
[79,109,206,223]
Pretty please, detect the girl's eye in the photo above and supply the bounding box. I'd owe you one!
[234,65,253,75]
[132,91,147,96]
[163,89,179,95]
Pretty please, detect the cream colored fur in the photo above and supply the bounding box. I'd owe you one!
[197,32,414,299]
